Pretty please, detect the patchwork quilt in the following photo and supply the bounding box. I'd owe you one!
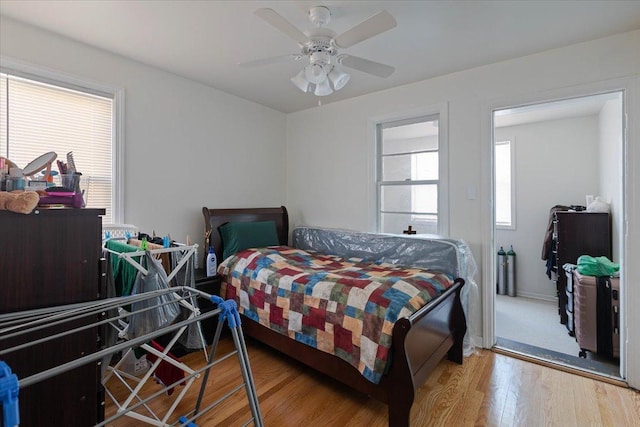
[218,246,454,384]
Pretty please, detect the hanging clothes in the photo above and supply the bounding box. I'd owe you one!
[105,238,204,352]
[128,238,172,275]
[105,239,141,296]
[170,249,204,351]
[145,340,186,396]
[152,246,204,353]
[541,205,571,261]
[126,251,180,339]
[541,205,572,279]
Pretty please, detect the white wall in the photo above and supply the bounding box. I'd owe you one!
[0,17,287,253]
[599,97,624,262]
[286,30,640,388]
[495,116,600,300]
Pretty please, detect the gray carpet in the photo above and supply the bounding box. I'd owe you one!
[495,294,620,378]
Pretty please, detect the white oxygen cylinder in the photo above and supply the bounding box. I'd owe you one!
[206,247,217,277]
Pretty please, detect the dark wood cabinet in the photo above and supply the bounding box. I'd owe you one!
[553,211,611,326]
[0,208,105,426]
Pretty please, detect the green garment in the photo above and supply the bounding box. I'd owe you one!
[577,255,620,277]
[106,239,141,296]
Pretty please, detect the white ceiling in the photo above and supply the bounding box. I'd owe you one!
[1,1,639,114]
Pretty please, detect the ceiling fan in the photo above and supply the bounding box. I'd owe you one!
[240,6,397,97]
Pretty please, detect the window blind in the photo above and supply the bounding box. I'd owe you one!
[1,73,114,223]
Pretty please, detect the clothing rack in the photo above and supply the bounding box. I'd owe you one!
[102,238,203,351]
[101,242,207,425]
[103,244,199,286]
[102,223,199,270]
[0,286,263,427]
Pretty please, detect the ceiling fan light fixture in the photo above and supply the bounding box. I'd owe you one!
[291,70,310,92]
[304,62,327,84]
[328,67,350,91]
[314,78,333,96]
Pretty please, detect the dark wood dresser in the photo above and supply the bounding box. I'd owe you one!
[553,211,611,328]
[0,208,106,426]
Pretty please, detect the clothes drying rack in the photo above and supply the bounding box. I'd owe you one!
[1,276,263,426]
[100,242,212,426]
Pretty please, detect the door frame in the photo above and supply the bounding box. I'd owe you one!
[480,77,635,382]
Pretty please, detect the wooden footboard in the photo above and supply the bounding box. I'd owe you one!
[385,278,466,426]
[235,278,466,427]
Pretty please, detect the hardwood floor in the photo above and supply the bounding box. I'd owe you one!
[104,336,640,426]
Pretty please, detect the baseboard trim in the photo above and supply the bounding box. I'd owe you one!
[511,291,557,302]
[492,345,627,388]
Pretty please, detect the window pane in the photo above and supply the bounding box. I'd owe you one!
[412,151,438,180]
[412,184,438,214]
[495,141,512,226]
[381,183,438,214]
[1,73,114,223]
[381,212,438,235]
[382,120,438,155]
[383,151,438,181]
[382,153,412,181]
[381,184,413,212]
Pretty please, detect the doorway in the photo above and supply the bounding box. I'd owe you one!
[491,91,624,379]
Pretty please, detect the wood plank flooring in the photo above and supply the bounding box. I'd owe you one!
[104,336,640,426]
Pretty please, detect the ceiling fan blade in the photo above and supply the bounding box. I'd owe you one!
[255,8,309,45]
[239,54,303,68]
[338,54,395,78]
[333,10,397,49]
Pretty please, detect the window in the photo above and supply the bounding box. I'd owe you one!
[376,114,444,235]
[495,139,515,229]
[1,66,120,223]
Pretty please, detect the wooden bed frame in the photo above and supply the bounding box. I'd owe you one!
[202,206,467,427]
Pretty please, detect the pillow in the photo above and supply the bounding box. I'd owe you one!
[219,220,280,260]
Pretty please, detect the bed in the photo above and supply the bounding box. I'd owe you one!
[202,206,467,427]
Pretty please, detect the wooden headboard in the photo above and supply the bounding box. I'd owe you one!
[201,206,289,264]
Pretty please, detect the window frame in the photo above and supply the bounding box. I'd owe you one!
[409,149,439,219]
[495,138,516,230]
[1,56,124,224]
[373,104,449,236]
